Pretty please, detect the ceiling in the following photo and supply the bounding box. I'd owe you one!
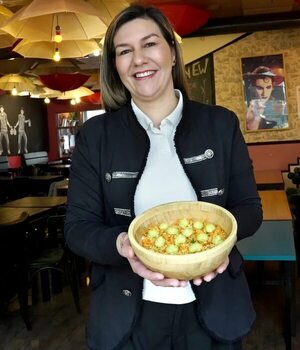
[1,0,300,92]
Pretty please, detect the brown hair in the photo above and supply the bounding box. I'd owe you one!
[100,4,189,111]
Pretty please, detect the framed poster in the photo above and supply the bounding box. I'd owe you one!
[241,54,288,132]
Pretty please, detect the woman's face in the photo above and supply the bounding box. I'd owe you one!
[113,18,175,105]
[254,77,273,103]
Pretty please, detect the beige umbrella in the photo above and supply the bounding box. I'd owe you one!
[0,5,16,48]
[0,73,36,92]
[30,86,61,99]
[0,5,12,19]
[13,39,101,59]
[0,29,15,48]
[88,0,131,34]
[57,86,94,100]
[1,0,109,41]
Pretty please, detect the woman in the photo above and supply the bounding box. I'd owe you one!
[65,5,262,350]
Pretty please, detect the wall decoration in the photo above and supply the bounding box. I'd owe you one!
[0,95,47,156]
[241,53,288,132]
[185,53,215,105]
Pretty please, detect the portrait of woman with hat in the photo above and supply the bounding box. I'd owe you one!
[243,64,288,131]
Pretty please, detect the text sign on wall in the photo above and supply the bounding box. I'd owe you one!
[185,53,215,105]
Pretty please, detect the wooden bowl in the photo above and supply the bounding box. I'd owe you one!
[128,201,237,280]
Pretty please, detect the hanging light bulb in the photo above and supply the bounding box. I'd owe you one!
[70,98,76,105]
[54,24,62,43]
[12,86,17,95]
[93,48,100,57]
[44,97,50,104]
[53,47,61,62]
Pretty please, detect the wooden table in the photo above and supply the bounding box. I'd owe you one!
[258,190,292,220]
[48,164,70,177]
[0,207,51,225]
[2,196,67,208]
[14,175,65,197]
[237,190,295,350]
[254,169,284,190]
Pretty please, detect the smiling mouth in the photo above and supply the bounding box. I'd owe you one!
[134,70,155,78]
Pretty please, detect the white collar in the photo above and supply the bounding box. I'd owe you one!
[131,90,183,130]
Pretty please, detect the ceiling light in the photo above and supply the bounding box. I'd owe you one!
[12,86,17,95]
[54,25,62,43]
[44,97,50,104]
[53,47,61,62]
[93,49,101,57]
[70,99,76,105]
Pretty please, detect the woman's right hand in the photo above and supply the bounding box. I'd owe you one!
[116,232,188,287]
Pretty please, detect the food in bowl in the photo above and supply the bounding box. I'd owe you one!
[139,218,228,255]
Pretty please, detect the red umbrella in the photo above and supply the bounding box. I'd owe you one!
[153,2,210,36]
[39,73,90,92]
[81,91,101,104]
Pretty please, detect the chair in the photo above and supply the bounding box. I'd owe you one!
[0,212,31,329]
[287,190,300,274]
[1,213,81,330]
[20,151,46,176]
[287,167,300,188]
[25,214,81,329]
[0,155,10,174]
[48,178,69,196]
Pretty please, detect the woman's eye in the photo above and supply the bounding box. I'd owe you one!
[145,42,156,48]
[118,49,131,56]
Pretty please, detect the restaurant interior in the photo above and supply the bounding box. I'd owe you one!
[0,0,300,349]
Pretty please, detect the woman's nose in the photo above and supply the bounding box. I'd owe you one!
[133,49,147,65]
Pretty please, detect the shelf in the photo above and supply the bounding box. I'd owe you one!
[56,112,83,158]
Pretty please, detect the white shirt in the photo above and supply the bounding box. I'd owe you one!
[132,90,197,304]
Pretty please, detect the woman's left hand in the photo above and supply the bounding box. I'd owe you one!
[193,256,229,286]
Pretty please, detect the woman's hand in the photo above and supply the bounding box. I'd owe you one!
[116,232,188,287]
[117,232,164,281]
[193,256,229,286]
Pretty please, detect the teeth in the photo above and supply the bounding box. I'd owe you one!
[135,71,154,78]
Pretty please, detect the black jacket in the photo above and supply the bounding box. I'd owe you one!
[65,99,263,350]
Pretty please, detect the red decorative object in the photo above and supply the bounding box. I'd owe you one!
[39,73,90,92]
[81,91,101,104]
[154,2,210,36]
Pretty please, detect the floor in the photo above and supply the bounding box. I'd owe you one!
[0,263,299,350]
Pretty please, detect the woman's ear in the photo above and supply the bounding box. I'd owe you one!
[171,47,176,66]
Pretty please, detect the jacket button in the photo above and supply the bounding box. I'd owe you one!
[218,189,224,195]
[122,289,132,297]
[204,149,214,159]
[105,173,112,182]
